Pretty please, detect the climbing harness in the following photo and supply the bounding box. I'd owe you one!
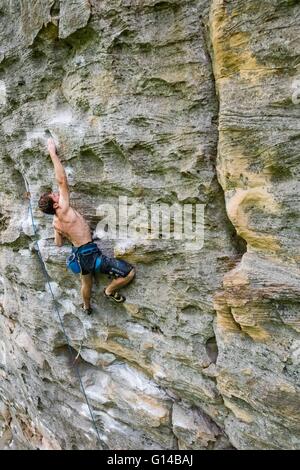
[66,251,81,274]
[20,170,107,450]
[66,242,102,275]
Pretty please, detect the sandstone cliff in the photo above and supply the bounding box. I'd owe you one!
[0,0,299,450]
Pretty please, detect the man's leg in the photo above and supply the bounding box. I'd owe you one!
[80,273,93,310]
[105,268,135,296]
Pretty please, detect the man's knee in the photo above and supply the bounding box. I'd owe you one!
[120,268,135,282]
[126,268,135,281]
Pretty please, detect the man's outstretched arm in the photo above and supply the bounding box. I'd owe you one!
[48,138,69,211]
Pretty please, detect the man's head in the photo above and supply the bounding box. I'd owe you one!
[38,192,59,215]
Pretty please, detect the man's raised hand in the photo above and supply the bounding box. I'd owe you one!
[47,138,57,156]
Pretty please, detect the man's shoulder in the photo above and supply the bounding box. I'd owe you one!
[56,205,73,218]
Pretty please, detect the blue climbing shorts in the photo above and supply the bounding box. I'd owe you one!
[66,242,134,278]
[98,255,134,278]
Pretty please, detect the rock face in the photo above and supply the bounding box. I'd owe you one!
[0,0,299,450]
[210,0,300,449]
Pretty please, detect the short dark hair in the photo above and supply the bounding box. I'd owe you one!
[38,192,55,215]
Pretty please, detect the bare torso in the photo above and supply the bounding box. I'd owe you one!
[53,207,92,247]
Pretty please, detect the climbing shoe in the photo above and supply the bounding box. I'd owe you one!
[81,304,93,315]
[103,288,126,303]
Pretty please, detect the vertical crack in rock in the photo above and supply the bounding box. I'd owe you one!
[202,8,247,257]
[199,8,247,449]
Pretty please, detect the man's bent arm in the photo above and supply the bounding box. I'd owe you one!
[54,229,63,247]
[48,139,70,209]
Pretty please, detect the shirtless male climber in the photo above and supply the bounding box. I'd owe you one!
[38,138,135,314]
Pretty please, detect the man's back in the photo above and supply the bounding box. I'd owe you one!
[53,206,92,247]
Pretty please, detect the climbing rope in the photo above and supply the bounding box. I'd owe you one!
[21,170,107,450]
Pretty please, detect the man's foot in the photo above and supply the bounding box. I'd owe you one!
[103,288,126,303]
[81,304,93,315]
